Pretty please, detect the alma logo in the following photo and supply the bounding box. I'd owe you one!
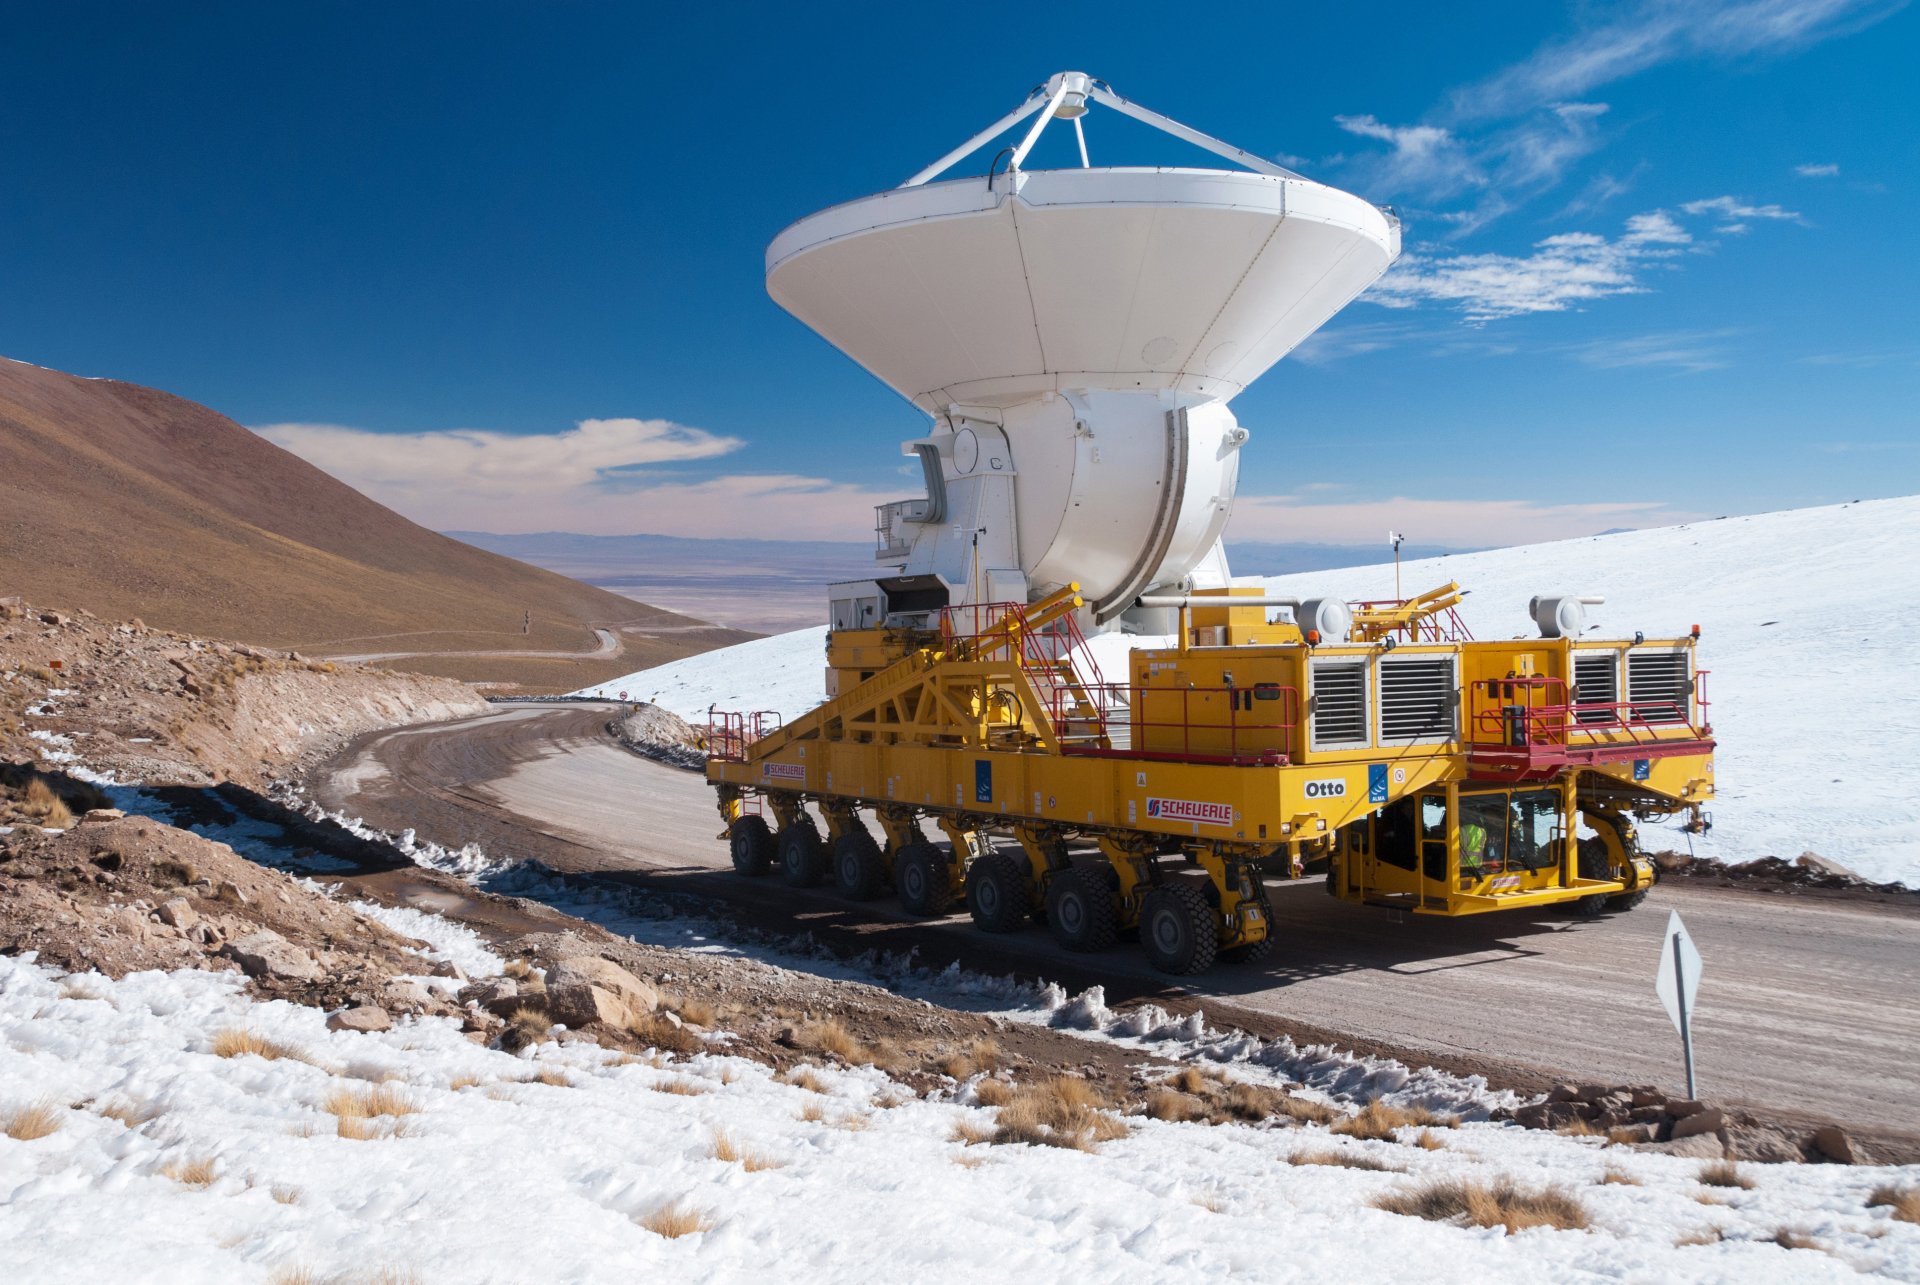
[1145,796,1233,826]
[1303,778,1347,799]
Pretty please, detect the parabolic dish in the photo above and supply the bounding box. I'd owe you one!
[766,165,1400,414]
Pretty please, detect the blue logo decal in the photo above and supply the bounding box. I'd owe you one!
[974,760,993,803]
[1633,759,1651,781]
[1368,763,1389,804]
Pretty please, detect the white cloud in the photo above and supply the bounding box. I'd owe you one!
[1333,115,1480,198]
[1795,162,1841,177]
[1446,0,1899,122]
[1679,195,1807,231]
[1366,208,1691,322]
[1562,329,1744,372]
[254,418,899,539]
[1228,494,1698,547]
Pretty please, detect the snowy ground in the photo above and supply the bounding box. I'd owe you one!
[578,496,1920,887]
[6,950,1918,1284]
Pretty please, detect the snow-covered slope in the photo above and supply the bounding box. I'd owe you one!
[5,953,1914,1282]
[579,496,1920,886]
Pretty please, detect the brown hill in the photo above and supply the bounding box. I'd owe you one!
[0,358,751,692]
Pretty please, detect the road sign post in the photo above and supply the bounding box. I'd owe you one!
[1654,910,1703,1099]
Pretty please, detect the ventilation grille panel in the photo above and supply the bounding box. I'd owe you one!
[1310,663,1369,749]
[1379,658,1455,742]
[1573,652,1619,726]
[1627,650,1691,723]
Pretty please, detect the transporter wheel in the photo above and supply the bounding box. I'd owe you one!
[1600,837,1651,912]
[1221,931,1274,965]
[1570,838,1612,919]
[894,842,953,916]
[966,852,1029,933]
[729,815,774,877]
[778,819,827,888]
[1045,865,1118,953]
[833,829,886,901]
[1140,883,1219,975]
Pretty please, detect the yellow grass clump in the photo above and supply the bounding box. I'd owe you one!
[1375,1178,1589,1233]
[1698,1160,1754,1190]
[1601,1168,1642,1186]
[637,1200,715,1239]
[1287,1149,1400,1172]
[1331,1101,1457,1141]
[3,1100,65,1141]
[161,1156,219,1187]
[1868,1185,1920,1224]
[212,1028,312,1064]
[972,1078,1014,1108]
[652,1077,707,1097]
[992,1076,1129,1153]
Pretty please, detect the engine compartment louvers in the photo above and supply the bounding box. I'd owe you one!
[1310,662,1369,750]
[1573,652,1619,726]
[1627,649,1691,723]
[1378,658,1455,742]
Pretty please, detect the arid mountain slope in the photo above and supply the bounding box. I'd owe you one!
[0,359,749,690]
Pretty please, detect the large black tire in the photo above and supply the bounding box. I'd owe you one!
[1140,883,1219,975]
[966,851,1030,933]
[1570,838,1612,919]
[729,815,774,877]
[1221,924,1274,965]
[894,841,954,916]
[833,829,886,901]
[1045,865,1118,953]
[778,818,827,888]
[1599,835,1651,912]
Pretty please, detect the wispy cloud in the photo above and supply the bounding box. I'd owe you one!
[1795,161,1842,177]
[1562,328,1745,372]
[1228,494,1699,547]
[1444,0,1901,122]
[1366,209,1693,322]
[254,418,897,539]
[1679,195,1806,232]
[1326,1,1897,230]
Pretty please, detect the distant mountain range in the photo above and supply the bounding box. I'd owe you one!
[452,530,1488,633]
[0,359,748,691]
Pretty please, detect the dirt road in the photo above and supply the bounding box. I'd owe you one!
[330,627,624,664]
[312,702,1920,1152]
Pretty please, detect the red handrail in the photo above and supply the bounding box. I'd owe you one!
[705,707,782,762]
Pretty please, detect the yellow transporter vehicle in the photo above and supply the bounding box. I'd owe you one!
[706,583,1715,975]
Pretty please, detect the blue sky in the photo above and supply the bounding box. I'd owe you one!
[2,1,1914,547]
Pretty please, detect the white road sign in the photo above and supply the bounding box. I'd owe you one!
[1654,910,1703,1097]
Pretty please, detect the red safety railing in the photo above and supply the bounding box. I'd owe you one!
[939,599,1112,744]
[1050,681,1300,765]
[705,707,783,763]
[1465,675,1712,779]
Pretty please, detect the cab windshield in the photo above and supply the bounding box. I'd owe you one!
[1460,789,1561,875]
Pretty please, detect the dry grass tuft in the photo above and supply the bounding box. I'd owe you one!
[637,1200,715,1239]
[212,1028,312,1064]
[797,1101,828,1124]
[1772,1228,1820,1250]
[504,1006,552,1046]
[1699,1160,1754,1190]
[668,995,718,1028]
[1675,1227,1725,1247]
[1601,1168,1642,1186]
[99,1097,161,1128]
[1143,1088,1211,1123]
[503,959,536,981]
[1288,1148,1400,1172]
[161,1156,219,1187]
[1166,1066,1213,1096]
[3,1100,65,1141]
[973,1078,1014,1108]
[1605,1126,1649,1146]
[784,1066,829,1094]
[1869,1185,1920,1224]
[1375,1177,1589,1233]
[711,1129,783,1172]
[992,1076,1129,1153]
[528,1067,571,1089]
[799,1017,867,1065]
[1556,1116,1601,1137]
[652,1077,707,1097]
[950,1119,996,1146]
[323,1083,419,1139]
[155,857,198,887]
[1412,1129,1447,1151]
[268,1267,317,1285]
[626,1010,704,1056]
[23,777,73,827]
[447,1074,483,1091]
[952,1151,990,1169]
[1331,1101,1457,1141]
[832,1111,871,1132]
